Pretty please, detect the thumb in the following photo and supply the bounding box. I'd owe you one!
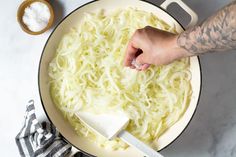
[136,53,149,65]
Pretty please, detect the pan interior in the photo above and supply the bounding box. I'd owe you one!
[39,0,201,157]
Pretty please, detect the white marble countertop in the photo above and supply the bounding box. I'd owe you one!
[1,0,235,157]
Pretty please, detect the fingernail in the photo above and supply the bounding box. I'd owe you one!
[141,64,150,70]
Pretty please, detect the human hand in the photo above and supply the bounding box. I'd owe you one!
[123,26,191,70]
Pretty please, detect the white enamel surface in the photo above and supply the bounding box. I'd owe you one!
[39,0,201,156]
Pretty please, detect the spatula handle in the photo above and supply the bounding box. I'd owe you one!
[118,130,164,157]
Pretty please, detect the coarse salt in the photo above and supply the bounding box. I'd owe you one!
[131,59,142,70]
[22,2,51,32]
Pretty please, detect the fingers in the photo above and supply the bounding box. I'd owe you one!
[135,54,151,71]
[123,42,138,66]
[135,53,148,65]
[124,29,143,67]
[141,63,150,70]
[133,63,150,71]
[124,28,151,71]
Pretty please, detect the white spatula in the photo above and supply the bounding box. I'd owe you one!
[75,111,164,157]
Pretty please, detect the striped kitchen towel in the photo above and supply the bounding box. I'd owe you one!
[15,100,72,157]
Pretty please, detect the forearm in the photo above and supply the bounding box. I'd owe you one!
[177,1,236,55]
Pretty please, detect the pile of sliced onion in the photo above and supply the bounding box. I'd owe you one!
[48,8,192,150]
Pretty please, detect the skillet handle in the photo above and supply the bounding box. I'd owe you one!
[69,146,92,157]
[160,0,198,28]
[118,130,164,157]
[73,152,91,157]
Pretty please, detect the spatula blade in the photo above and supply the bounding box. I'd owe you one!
[75,111,129,140]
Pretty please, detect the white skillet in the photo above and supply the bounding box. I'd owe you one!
[38,0,201,156]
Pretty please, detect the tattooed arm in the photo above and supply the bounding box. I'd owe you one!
[124,1,236,70]
[178,1,236,54]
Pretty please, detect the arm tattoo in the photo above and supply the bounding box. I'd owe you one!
[177,1,236,54]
